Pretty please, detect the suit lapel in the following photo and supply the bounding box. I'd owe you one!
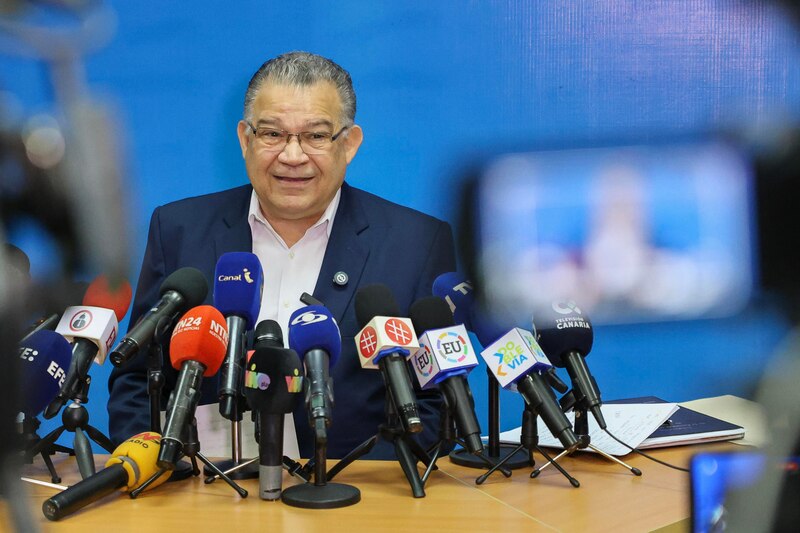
[214,186,253,260]
[313,183,369,323]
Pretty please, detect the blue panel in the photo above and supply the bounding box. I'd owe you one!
[3,0,798,449]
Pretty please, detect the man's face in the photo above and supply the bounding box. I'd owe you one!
[237,81,363,225]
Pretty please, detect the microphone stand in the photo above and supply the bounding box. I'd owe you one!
[281,420,360,508]
[422,399,512,485]
[203,412,310,484]
[327,387,433,498]
[130,417,248,499]
[531,389,642,477]
[449,369,531,470]
[145,321,194,482]
[204,322,258,481]
[202,396,259,480]
[29,376,115,480]
[20,414,73,484]
[477,403,579,487]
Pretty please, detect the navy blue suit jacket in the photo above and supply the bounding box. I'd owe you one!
[107,182,456,458]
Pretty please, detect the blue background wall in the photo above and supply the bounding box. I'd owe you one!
[3,1,798,449]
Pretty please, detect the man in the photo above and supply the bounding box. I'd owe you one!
[107,52,456,459]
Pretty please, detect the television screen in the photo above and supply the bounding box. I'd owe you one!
[474,141,755,324]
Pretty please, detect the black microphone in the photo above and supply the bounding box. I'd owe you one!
[243,320,304,500]
[408,296,483,454]
[354,284,423,434]
[534,300,606,429]
[109,267,208,367]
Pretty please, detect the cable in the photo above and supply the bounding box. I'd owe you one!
[603,428,690,472]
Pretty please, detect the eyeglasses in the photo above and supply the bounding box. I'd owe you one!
[246,122,349,154]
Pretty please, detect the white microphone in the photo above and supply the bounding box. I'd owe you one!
[44,305,119,419]
[480,328,580,452]
[354,284,422,434]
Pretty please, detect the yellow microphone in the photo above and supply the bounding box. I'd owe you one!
[42,432,172,520]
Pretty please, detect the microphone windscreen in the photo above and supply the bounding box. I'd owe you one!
[288,305,341,366]
[254,319,283,348]
[534,301,594,366]
[470,309,507,348]
[82,275,133,322]
[432,272,474,328]
[244,347,304,413]
[19,330,72,416]
[160,267,208,308]
[169,305,228,376]
[213,252,263,329]
[409,296,455,333]
[355,284,401,328]
[105,432,172,489]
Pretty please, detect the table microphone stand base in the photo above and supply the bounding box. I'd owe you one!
[424,405,512,484]
[130,418,248,499]
[478,407,579,487]
[451,370,530,470]
[21,416,73,484]
[31,390,115,481]
[531,399,642,478]
[282,428,360,509]
[282,482,361,509]
[448,444,531,470]
[327,422,430,498]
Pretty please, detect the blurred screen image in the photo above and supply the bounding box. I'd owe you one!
[475,141,755,324]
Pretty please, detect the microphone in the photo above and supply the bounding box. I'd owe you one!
[213,252,264,421]
[432,272,506,348]
[534,300,606,429]
[157,305,228,469]
[254,318,283,347]
[354,284,422,434]
[42,431,171,520]
[408,296,483,454]
[18,330,72,418]
[243,320,304,500]
[44,276,132,419]
[287,305,340,443]
[109,267,208,367]
[480,326,580,452]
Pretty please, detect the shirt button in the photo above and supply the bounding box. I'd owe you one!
[283,302,289,308]
[288,251,295,259]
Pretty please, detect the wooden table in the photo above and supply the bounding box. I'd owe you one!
[1,443,736,532]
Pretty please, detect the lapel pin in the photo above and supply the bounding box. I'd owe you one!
[333,271,349,286]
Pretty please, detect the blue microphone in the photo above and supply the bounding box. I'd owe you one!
[432,272,505,348]
[19,330,73,418]
[288,305,341,443]
[214,252,264,420]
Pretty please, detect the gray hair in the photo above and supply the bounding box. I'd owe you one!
[243,51,356,127]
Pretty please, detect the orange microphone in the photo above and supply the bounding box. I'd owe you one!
[42,432,171,520]
[157,305,228,469]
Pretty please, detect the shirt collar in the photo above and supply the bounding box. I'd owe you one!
[248,186,341,240]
